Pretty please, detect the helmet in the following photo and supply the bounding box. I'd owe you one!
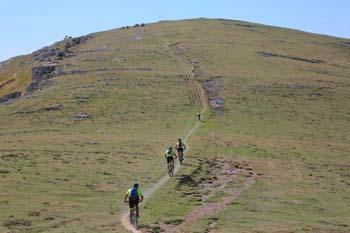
[133,183,139,188]
[178,138,182,141]
[168,147,172,150]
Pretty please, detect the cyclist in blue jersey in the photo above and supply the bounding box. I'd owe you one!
[124,183,144,218]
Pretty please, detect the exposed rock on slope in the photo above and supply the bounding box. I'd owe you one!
[201,77,224,113]
[0,91,21,103]
[27,63,58,92]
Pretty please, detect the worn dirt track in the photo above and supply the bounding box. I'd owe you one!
[120,44,206,232]
[121,42,257,233]
[158,159,257,233]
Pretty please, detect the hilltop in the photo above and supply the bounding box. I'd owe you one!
[0,18,349,233]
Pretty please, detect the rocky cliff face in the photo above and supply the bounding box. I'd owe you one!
[27,63,58,92]
[31,34,93,62]
[32,64,57,80]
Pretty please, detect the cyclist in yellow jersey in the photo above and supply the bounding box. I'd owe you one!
[164,147,177,164]
[175,138,186,164]
[124,183,144,217]
[175,138,186,154]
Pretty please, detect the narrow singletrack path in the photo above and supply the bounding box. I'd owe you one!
[120,44,206,233]
[121,43,256,233]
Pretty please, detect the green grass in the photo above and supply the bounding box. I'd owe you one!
[1,18,350,232]
[0,55,32,96]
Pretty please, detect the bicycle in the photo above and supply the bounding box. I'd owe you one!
[178,150,184,165]
[168,159,175,177]
[129,206,138,230]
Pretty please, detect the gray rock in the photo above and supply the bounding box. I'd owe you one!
[0,92,22,103]
[73,113,91,119]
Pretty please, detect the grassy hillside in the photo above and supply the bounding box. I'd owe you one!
[1,18,349,233]
[0,55,32,97]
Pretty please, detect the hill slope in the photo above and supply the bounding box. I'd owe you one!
[0,18,349,233]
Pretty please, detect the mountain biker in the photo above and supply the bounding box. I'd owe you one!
[124,183,144,218]
[175,139,186,164]
[197,111,201,121]
[164,147,177,164]
[175,138,186,155]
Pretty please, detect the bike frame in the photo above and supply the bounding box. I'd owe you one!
[168,160,174,176]
[130,206,138,229]
[178,150,184,165]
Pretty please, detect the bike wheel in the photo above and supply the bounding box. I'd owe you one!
[179,151,183,165]
[131,209,138,229]
[168,161,174,177]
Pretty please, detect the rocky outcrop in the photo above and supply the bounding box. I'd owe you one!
[16,105,62,114]
[27,63,57,92]
[1,34,94,102]
[201,77,224,113]
[257,51,324,64]
[73,113,91,119]
[63,34,94,50]
[0,91,21,103]
[32,64,57,80]
[32,34,93,62]
[121,23,146,29]
[32,47,66,62]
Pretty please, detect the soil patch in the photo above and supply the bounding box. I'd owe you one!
[3,218,31,228]
[140,158,257,233]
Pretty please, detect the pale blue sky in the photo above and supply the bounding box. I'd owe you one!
[1,0,349,61]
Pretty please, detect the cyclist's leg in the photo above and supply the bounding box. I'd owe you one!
[136,203,139,217]
[167,157,172,173]
[128,200,134,221]
[134,197,140,217]
[170,158,174,168]
[129,199,133,210]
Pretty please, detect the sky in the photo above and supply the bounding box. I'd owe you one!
[1,0,349,61]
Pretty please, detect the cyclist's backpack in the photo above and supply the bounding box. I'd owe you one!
[130,188,138,198]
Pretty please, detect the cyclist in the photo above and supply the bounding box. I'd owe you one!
[175,138,186,158]
[164,147,177,164]
[124,183,144,218]
[197,111,201,121]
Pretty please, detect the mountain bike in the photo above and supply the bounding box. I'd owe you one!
[129,206,138,230]
[178,150,184,165]
[168,160,175,177]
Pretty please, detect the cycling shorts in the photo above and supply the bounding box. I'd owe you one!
[129,196,140,209]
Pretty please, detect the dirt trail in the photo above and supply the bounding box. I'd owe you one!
[120,44,206,232]
[158,159,257,233]
[121,42,256,233]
